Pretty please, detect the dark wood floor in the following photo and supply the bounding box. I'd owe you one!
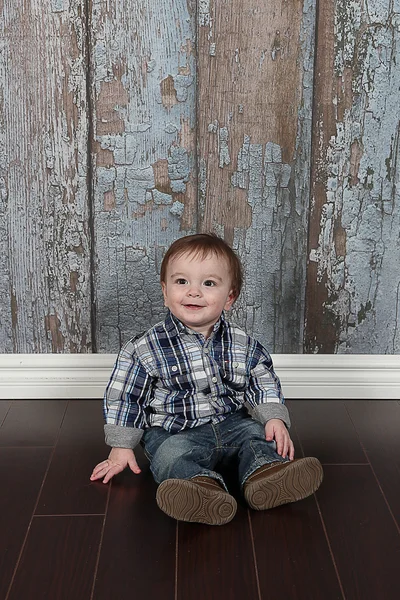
[0,399,399,600]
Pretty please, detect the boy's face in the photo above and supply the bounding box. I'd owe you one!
[161,251,235,338]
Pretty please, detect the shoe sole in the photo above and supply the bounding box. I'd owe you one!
[245,457,323,510]
[156,479,237,525]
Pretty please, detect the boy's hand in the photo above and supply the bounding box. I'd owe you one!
[90,447,141,484]
[265,418,295,461]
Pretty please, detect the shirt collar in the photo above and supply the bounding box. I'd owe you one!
[165,310,228,338]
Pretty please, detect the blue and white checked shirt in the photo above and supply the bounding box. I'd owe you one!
[104,311,290,449]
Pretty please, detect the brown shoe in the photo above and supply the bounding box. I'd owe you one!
[244,457,323,510]
[156,476,237,525]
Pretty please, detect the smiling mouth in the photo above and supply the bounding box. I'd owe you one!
[183,304,204,309]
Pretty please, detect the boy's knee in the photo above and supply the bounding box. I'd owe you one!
[151,435,195,475]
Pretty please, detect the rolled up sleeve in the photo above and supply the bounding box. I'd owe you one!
[103,341,154,448]
[245,349,291,429]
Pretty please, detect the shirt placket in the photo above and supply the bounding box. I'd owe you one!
[202,337,222,415]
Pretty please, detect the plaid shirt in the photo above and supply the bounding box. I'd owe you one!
[104,311,290,449]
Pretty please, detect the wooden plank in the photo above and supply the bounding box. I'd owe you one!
[288,399,367,464]
[0,401,12,426]
[0,447,51,599]
[345,400,400,526]
[177,506,259,600]
[0,1,91,352]
[92,446,176,600]
[305,0,400,353]
[197,0,316,352]
[90,0,197,351]
[316,465,400,599]
[251,498,343,600]
[0,400,67,447]
[250,402,343,599]
[7,516,103,600]
[36,401,108,515]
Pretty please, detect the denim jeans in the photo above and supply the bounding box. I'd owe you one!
[141,408,289,491]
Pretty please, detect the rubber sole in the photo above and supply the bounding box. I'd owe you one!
[244,457,323,510]
[156,478,237,525]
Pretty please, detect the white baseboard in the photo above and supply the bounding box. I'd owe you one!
[0,354,399,400]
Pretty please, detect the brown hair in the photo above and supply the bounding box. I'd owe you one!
[160,233,243,301]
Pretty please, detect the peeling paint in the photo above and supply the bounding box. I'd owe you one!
[308,1,400,353]
[103,190,115,211]
[197,0,314,351]
[51,0,65,13]
[0,0,91,352]
[96,77,128,136]
[152,159,173,194]
[45,313,65,352]
[92,0,196,349]
[170,200,184,216]
[3,0,398,356]
[218,127,230,167]
[160,74,178,109]
[199,0,210,27]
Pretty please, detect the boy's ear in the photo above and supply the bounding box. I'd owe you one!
[161,281,168,305]
[224,290,235,311]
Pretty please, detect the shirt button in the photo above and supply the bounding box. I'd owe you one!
[204,348,209,354]
[211,376,218,383]
[171,365,178,372]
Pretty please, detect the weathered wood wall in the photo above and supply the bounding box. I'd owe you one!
[0,0,91,353]
[91,0,197,351]
[198,0,315,353]
[305,0,400,353]
[0,0,399,354]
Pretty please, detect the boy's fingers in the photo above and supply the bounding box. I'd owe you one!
[128,457,141,474]
[102,463,123,484]
[90,459,123,482]
[275,430,284,455]
[264,422,273,438]
[90,462,107,479]
[289,441,295,460]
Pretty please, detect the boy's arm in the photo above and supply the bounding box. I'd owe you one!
[90,340,154,483]
[104,339,154,449]
[245,342,291,429]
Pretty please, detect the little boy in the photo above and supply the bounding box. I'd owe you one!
[91,233,323,525]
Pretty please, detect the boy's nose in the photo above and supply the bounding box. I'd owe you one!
[187,286,201,297]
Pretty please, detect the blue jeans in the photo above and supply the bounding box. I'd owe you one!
[141,409,289,491]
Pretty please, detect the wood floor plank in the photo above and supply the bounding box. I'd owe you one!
[316,465,400,599]
[92,445,176,600]
[0,400,68,447]
[0,447,51,600]
[345,400,400,526]
[56,399,105,446]
[35,445,110,516]
[7,516,103,600]
[288,400,367,464]
[251,497,343,600]
[36,400,109,515]
[175,409,303,600]
[177,505,259,600]
[0,401,12,426]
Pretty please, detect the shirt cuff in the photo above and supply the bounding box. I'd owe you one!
[249,403,291,429]
[104,424,144,449]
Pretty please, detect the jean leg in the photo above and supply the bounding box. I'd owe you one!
[142,424,226,489]
[217,410,290,488]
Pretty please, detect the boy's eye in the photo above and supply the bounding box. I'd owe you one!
[204,280,216,287]
[176,278,187,284]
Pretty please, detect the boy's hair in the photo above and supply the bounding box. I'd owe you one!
[160,233,243,300]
